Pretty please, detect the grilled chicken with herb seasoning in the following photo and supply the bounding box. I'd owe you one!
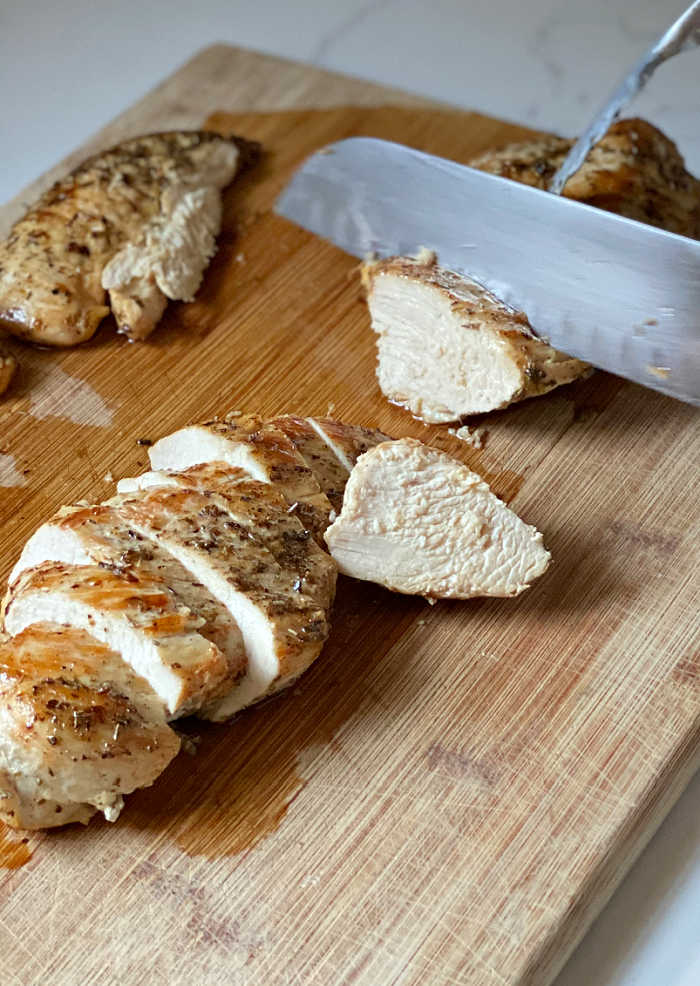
[114,484,335,720]
[4,562,231,717]
[145,412,389,542]
[363,119,700,423]
[8,501,247,691]
[363,253,589,423]
[0,413,549,829]
[0,131,258,346]
[0,625,179,830]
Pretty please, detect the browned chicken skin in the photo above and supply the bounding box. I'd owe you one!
[0,131,258,346]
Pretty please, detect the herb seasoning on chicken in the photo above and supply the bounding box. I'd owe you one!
[0,131,258,345]
[0,413,548,829]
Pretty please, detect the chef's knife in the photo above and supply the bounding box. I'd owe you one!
[275,1,700,405]
[276,138,700,406]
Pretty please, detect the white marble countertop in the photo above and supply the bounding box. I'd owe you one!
[1,1,698,983]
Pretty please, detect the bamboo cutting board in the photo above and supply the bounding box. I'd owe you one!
[0,45,698,986]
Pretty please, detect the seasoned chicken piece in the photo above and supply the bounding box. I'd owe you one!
[469,118,700,238]
[117,462,250,496]
[306,417,392,473]
[270,415,351,512]
[0,131,258,345]
[363,253,590,422]
[113,486,333,720]
[324,439,550,598]
[111,463,336,604]
[9,502,246,687]
[0,345,16,397]
[148,413,333,543]
[0,624,179,829]
[4,562,230,717]
[364,120,700,423]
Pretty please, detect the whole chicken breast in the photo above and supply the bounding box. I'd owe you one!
[0,624,179,829]
[0,131,258,345]
[469,118,700,237]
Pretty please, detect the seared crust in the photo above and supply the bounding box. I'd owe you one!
[0,130,259,346]
[4,561,230,716]
[0,624,179,829]
[0,345,16,397]
[469,118,700,238]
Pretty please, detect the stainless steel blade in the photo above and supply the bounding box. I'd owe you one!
[549,0,700,194]
[276,137,700,405]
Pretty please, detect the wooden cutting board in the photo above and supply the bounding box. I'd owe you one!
[0,45,698,986]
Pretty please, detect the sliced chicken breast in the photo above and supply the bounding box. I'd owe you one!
[0,346,16,397]
[0,624,179,829]
[9,502,246,686]
[148,413,333,543]
[306,417,391,474]
[270,415,351,512]
[4,562,229,717]
[363,253,589,422]
[112,463,336,605]
[117,463,250,496]
[112,486,333,720]
[324,439,550,598]
[0,131,258,345]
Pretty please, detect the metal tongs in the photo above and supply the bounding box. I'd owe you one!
[550,0,700,194]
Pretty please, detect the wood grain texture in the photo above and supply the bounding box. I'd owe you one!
[0,45,698,986]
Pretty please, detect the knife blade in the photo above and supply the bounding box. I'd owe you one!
[275,137,700,405]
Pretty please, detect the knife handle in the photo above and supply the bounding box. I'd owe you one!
[549,0,700,195]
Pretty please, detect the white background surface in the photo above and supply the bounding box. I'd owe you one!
[1,1,699,983]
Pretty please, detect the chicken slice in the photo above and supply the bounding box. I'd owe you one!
[8,502,246,688]
[112,486,333,720]
[4,562,229,717]
[117,462,250,496]
[306,417,392,473]
[112,463,336,605]
[148,413,333,544]
[270,415,350,512]
[0,624,179,829]
[0,131,259,346]
[324,439,550,598]
[362,253,589,423]
[0,345,16,397]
